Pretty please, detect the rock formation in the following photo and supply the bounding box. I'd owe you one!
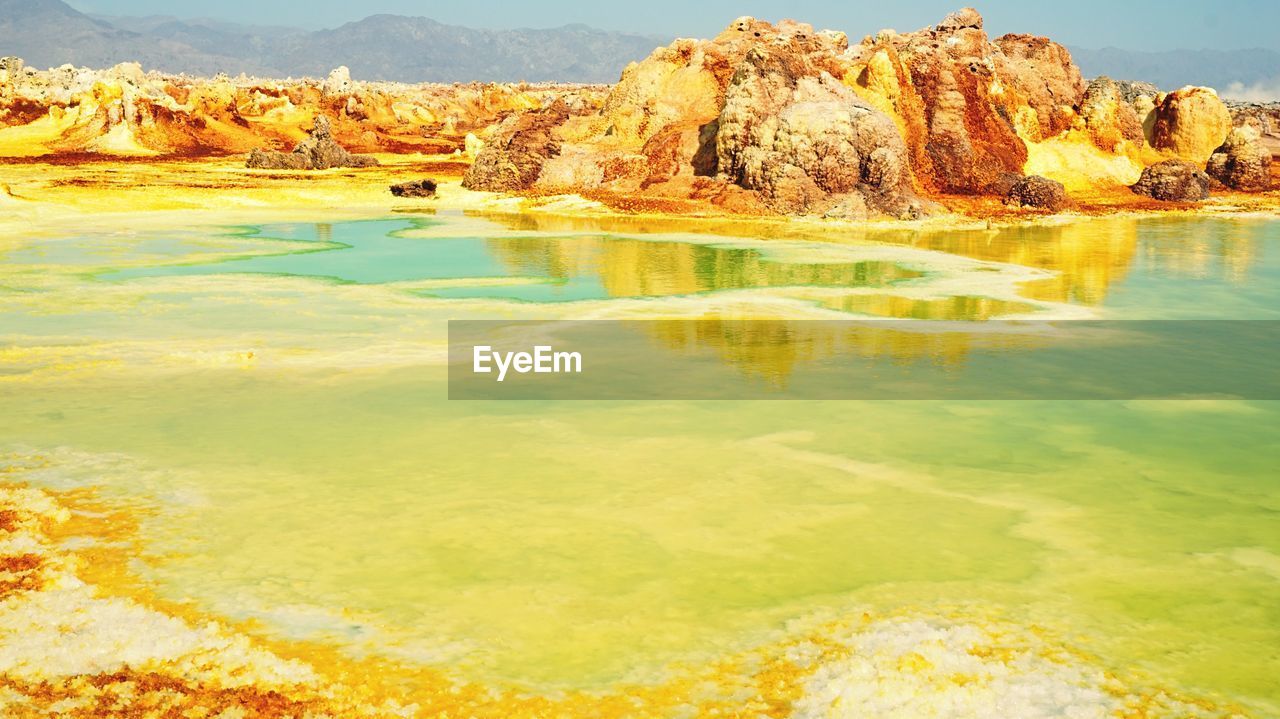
[455,7,1280,217]
[1113,80,1160,106]
[462,16,927,217]
[1207,126,1273,192]
[462,101,573,191]
[1227,101,1280,163]
[0,59,604,158]
[464,8,1105,217]
[992,33,1086,140]
[1130,159,1211,202]
[1078,77,1147,153]
[246,116,378,169]
[389,178,439,197]
[713,37,919,218]
[1006,175,1069,211]
[1149,86,1233,163]
[842,9,1086,194]
[3,9,1276,218]
[854,28,1008,193]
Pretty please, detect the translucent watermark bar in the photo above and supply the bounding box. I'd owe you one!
[448,320,1280,400]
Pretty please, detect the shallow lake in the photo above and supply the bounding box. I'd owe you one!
[2,212,1277,713]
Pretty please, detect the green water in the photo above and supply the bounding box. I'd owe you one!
[102,218,922,302]
[1,213,1278,712]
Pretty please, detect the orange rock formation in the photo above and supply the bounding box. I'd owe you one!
[0,59,605,158]
[0,9,1275,220]
[459,7,1274,217]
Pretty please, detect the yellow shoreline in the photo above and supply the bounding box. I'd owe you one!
[0,478,1253,718]
[2,156,1277,242]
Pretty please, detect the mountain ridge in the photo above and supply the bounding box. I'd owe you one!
[1,0,664,82]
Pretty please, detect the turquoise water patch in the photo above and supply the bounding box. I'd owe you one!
[98,218,925,304]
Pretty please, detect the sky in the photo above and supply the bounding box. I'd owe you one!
[66,0,1280,52]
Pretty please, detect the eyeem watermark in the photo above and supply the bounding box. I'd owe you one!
[449,319,1280,400]
[472,345,582,382]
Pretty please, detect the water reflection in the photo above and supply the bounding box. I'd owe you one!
[642,318,1024,384]
[75,213,1280,327]
[478,236,919,299]
[818,294,1038,319]
[473,213,1273,312]
[452,319,1279,399]
[448,214,1278,384]
[1131,218,1264,284]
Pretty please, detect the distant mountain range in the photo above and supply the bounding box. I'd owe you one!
[1,0,1277,96]
[0,0,663,82]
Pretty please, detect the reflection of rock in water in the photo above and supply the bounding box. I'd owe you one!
[906,220,1140,307]
[821,294,1038,320]
[472,212,1152,308]
[481,236,919,298]
[642,319,1047,386]
[1135,218,1263,285]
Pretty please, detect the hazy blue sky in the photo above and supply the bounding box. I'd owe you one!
[66,0,1280,51]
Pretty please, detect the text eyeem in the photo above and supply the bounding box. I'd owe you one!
[472,345,582,382]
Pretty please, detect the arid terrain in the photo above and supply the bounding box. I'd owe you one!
[1,8,1276,224]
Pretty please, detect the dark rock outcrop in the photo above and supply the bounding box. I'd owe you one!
[1207,127,1273,191]
[1006,175,1069,211]
[1228,101,1280,164]
[462,101,571,191]
[1130,159,1211,202]
[1113,79,1160,106]
[246,116,378,170]
[982,172,1023,197]
[389,178,438,197]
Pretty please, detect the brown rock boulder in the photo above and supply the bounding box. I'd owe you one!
[1006,175,1069,211]
[389,178,438,197]
[1206,127,1272,191]
[844,7,1035,194]
[1078,76,1146,152]
[245,116,378,170]
[715,44,919,218]
[1150,87,1232,163]
[936,7,984,32]
[578,17,852,187]
[1228,101,1280,158]
[1130,159,1211,202]
[462,101,572,192]
[993,34,1086,139]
